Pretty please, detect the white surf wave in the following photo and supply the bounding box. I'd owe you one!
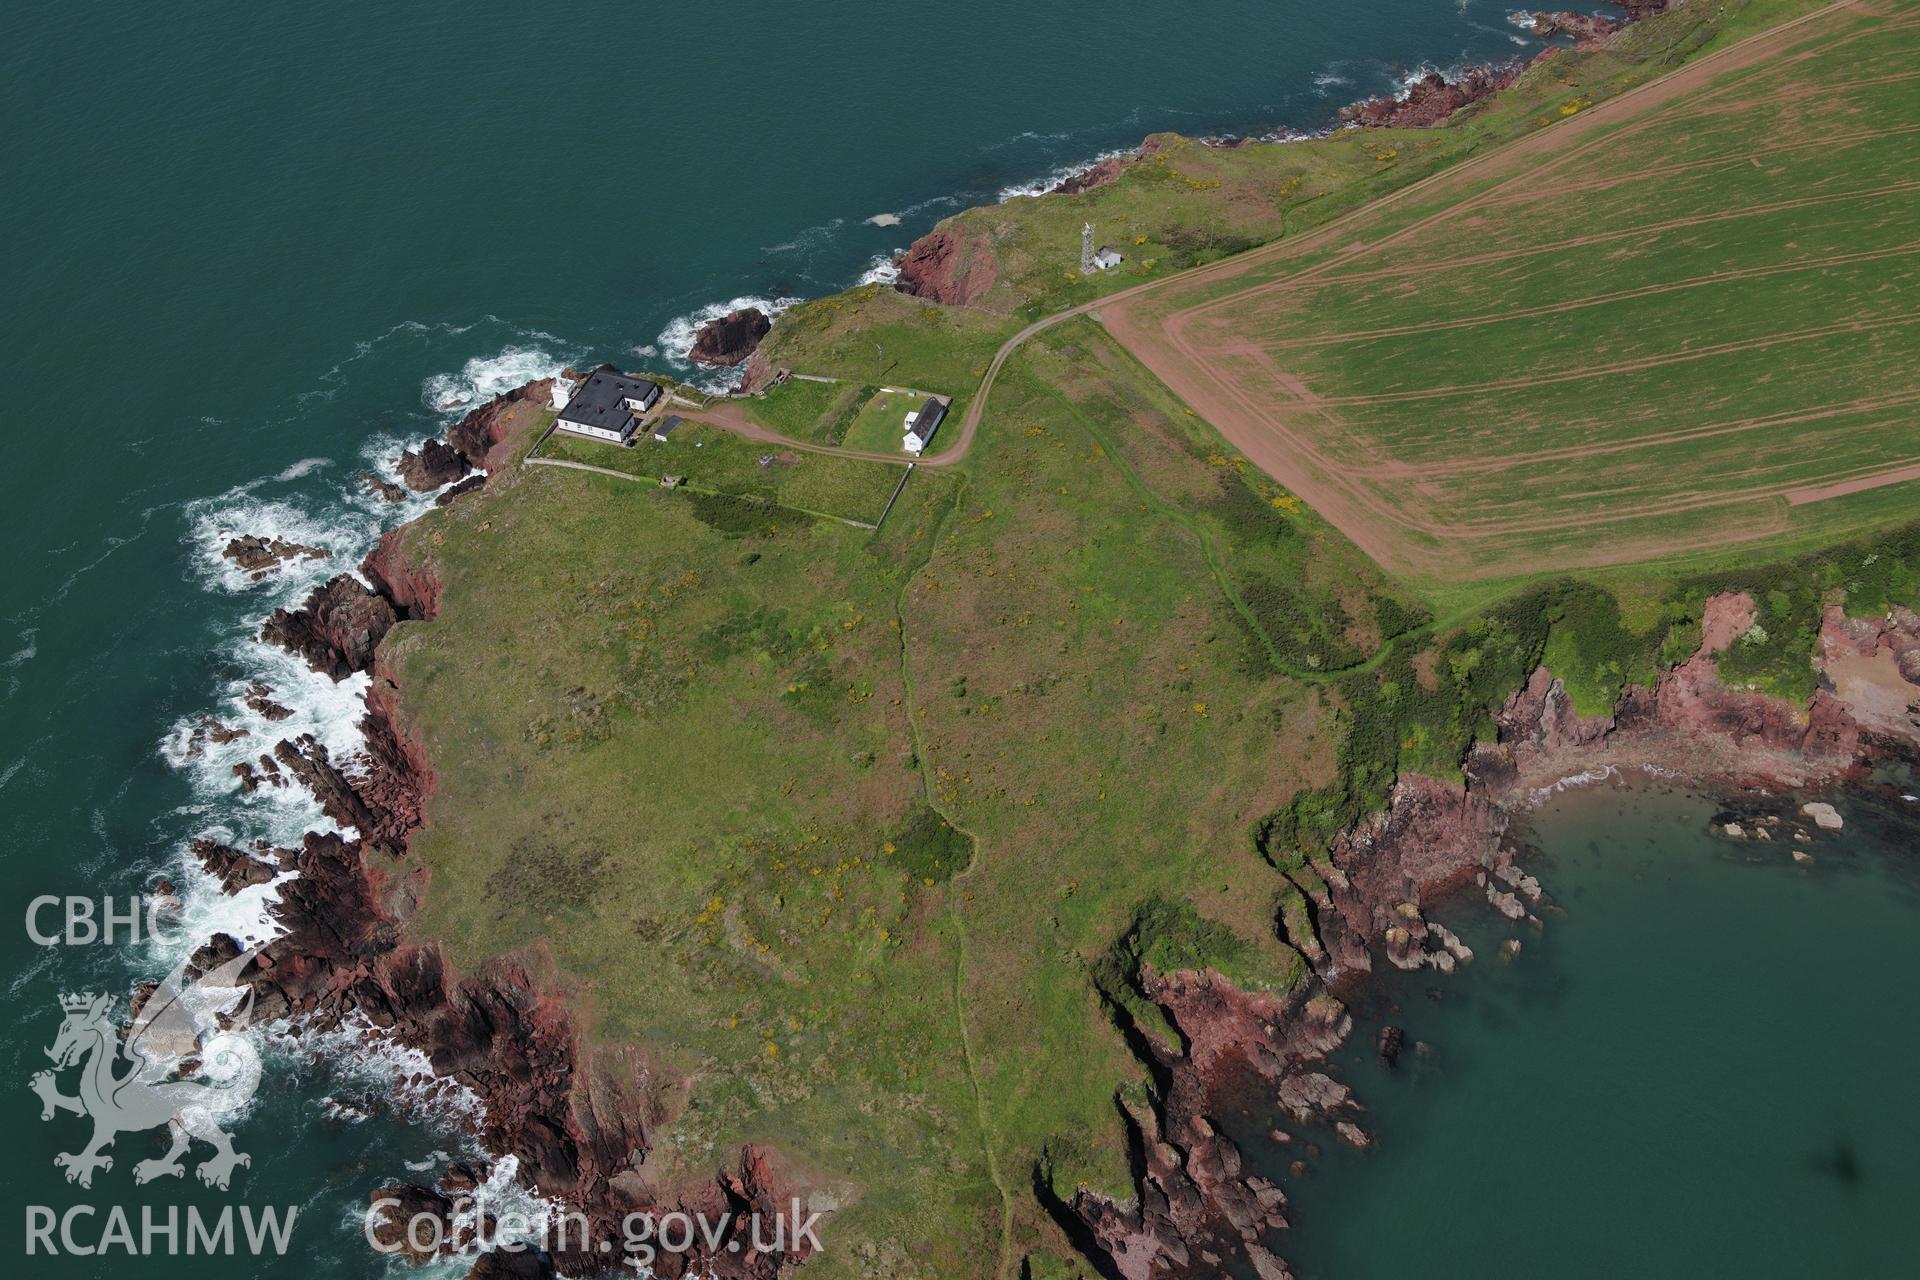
[655,294,803,394]
[284,1013,488,1130]
[857,253,902,287]
[764,216,846,255]
[147,843,297,967]
[421,344,569,416]
[6,628,36,668]
[1527,764,1622,804]
[996,148,1132,202]
[865,212,902,227]
[184,493,358,598]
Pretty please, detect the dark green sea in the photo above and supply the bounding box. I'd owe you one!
[1262,782,1920,1278]
[4,2,1915,1276]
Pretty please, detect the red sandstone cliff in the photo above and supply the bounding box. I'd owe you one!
[1051,151,1133,196]
[362,526,443,621]
[398,437,472,492]
[1481,591,1916,795]
[893,225,998,307]
[449,377,559,474]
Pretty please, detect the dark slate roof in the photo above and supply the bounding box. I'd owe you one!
[653,415,683,436]
[557,369,660,436]
[913,397,947,433]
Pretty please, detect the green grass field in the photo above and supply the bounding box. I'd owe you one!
[1103,0,1920,591]
[384,323,1412,1273]
[755,285,1014,394]
[541,423,906,525]
[395,319,1920,1277]
[840,388,916,453]
[741,376,855,443]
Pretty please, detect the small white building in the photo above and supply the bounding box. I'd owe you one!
[902,396,948,455]
[1091,246,1124,271]
[554,369,663,444]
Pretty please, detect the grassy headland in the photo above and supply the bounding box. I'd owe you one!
[372,1,1920,1274]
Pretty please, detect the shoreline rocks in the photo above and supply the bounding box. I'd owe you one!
[1801,801,1844,831]
[1340,63,1523,129]
[222,534,330,581]
[1066,586,1920,1279]
[397,437,472,492]
[1525,10,1622,44]
[448,377,560,473]
[191,838,278,893]
[363,473,409,503]
[260,574,399,682]
[1050,151,1132,196]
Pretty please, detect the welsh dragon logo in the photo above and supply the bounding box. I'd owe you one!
[31,946,263,1190]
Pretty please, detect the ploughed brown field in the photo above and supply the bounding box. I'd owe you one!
[1102,0,1920,584]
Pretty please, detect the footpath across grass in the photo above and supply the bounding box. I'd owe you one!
[541,423,906,525]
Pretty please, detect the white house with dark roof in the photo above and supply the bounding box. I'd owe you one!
[554,369,662,444]
[902,396,948,454]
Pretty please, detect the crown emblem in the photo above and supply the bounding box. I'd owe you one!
[59,992,99,1012]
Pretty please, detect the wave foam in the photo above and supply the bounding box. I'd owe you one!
[6,628,36,668]
[275,457,332,482]
[421,345,568,416]
[996,148,1132,202]
[184,492,361,598]
[857,253,902,287]
[1527,764,1622,804]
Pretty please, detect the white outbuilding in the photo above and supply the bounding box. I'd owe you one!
[902,396,949,454]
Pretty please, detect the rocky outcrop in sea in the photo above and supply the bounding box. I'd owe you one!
[688,307,772,367]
